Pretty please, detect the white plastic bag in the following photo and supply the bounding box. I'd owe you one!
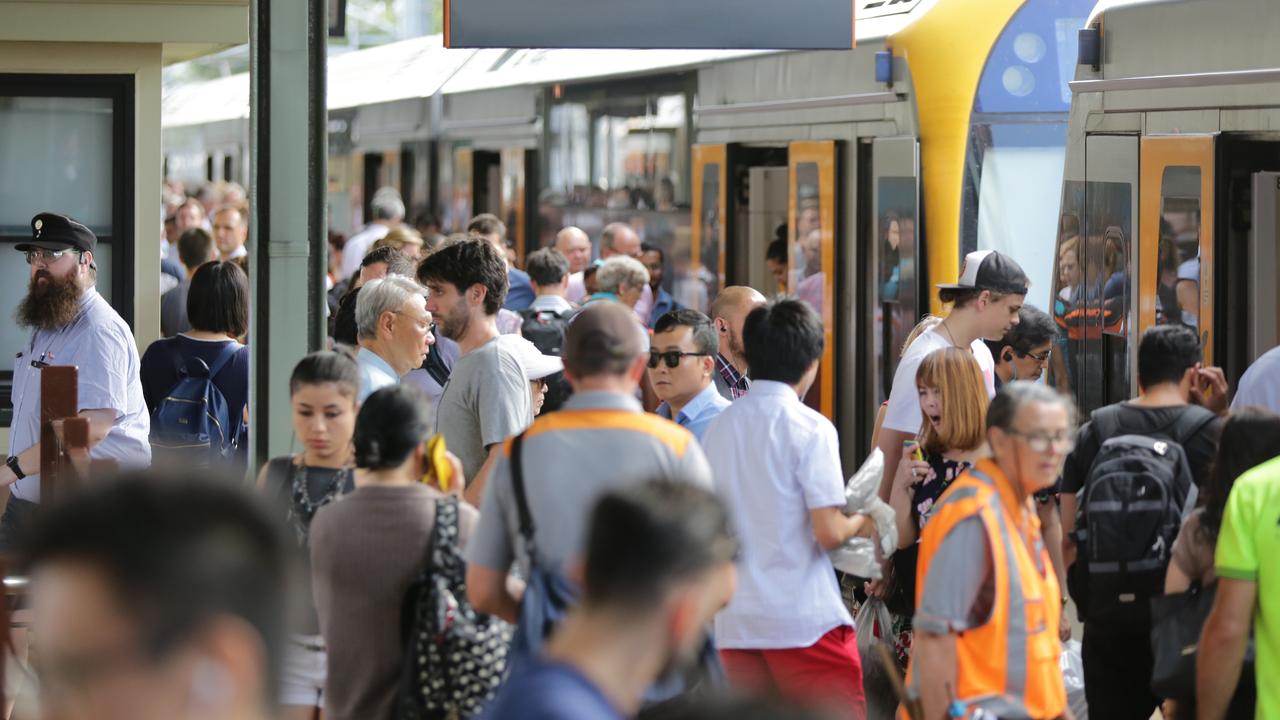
[830,537,881,578]
[843,448,884,514]
[832,449,898,564]
[854,596,894,658]
[1060,639,1087,720]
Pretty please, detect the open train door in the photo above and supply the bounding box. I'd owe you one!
[1249,172,1280,363]
[788,141,839,420]
[1138,135,1215,366]
[499,148,537,264]
[862,136,920,452]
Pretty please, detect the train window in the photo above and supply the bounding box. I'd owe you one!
[875,176,919,402]
[1156,167,1202,331]
[689,144,726,313]
[788,141,838,419]
[0,96,113,234]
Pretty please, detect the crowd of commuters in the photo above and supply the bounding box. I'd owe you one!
[11,185,1280,720]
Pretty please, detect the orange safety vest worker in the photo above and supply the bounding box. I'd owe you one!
[900,459,1066,719]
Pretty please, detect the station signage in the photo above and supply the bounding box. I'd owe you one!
[444,0,856,49]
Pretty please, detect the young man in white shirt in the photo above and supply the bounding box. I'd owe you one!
[702,298,874,718]
[874,249,1030,500]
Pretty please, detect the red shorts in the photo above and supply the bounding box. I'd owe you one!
[720,625,867,720]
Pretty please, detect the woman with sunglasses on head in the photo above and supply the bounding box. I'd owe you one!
[255,351,361,720]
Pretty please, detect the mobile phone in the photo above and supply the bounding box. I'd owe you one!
[903,439,923,462]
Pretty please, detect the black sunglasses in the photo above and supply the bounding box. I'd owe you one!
[647,350,710,369]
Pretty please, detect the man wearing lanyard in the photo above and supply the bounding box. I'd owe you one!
[1,213,150,548]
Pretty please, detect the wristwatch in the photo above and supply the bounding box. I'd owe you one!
[6,456,24,480]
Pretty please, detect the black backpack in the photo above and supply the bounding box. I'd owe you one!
[519,307,575,356]
[519,307,576,413]
[394,496,512,720]
[1068,406,1213,628]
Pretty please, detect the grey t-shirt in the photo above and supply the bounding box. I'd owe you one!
[435,336,533,481]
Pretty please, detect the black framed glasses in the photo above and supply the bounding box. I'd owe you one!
[1019,348,1052,364]
[647,350,710,369]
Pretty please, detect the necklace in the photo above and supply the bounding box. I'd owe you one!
[287,457,354,546]
[939,319,959,347]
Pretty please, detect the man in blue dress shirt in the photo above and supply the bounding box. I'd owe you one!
[648,309,730,442]
[642,243,682,328]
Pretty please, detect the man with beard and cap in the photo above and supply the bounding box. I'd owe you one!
[2,213,150,548]
[709,286,767,401]
[418,238,532,505]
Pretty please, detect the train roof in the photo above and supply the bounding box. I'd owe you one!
[163,0,938,128]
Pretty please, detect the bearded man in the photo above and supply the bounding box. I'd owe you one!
[2,213,150,548]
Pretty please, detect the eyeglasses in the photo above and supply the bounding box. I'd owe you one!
[1008,429,1075,453]
[392,310,432,333]
[24,248,76,265]
[647,350,709,369]
[1019,348,1052,364]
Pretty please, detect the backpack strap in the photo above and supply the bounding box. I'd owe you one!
[1168,406,1217,447]
[205,341,242,380]
[509,432,539,557]
[422,341,451,387]
[1088,404,1124,444]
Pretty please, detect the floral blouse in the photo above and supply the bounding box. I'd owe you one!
[909,452,973,533]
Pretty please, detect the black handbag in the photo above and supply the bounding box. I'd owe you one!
[394,496,513,720]
[1149,581,1255,700]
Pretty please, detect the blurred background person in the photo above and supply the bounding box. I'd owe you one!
[370,225,425,260]
[340,187,404,279]
[590,255,650,311]
[161,227,219,338]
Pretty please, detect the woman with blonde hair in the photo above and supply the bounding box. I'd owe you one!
[371,226,425,259]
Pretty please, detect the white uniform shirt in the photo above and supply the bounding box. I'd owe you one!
[10,289,151,501]
[882,328,996,434]
[339,223,392,279]
[1232,344,1280,416]
[701,380,852,649]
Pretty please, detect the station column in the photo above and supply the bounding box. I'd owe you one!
[249,0,328,467]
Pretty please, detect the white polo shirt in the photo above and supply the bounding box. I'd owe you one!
[701,379,852,649]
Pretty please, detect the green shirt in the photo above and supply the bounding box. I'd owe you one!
[1215,454,1280,718]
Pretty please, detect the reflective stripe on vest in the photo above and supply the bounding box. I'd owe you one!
[901,461,1066,720]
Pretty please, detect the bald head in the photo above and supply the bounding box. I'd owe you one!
[711,286,767,371]
[555,226,592,273]
[601,223,640,259]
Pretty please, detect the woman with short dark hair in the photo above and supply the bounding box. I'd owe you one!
[140,260,251,469]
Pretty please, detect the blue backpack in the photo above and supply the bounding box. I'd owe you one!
[150,343,240,468]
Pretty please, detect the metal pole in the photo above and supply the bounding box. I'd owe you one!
[250,0,327,470]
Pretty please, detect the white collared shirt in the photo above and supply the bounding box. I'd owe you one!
[701,379,852,649]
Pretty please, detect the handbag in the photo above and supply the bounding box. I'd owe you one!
[1149,581,1254,700]
[394,496,513,720]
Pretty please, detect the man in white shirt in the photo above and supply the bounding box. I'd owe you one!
[339,187,404,279]
[556,226,593,303]
[353,276,433,401]
[1232,343,1280,415]
[874,249,1029,500]
[702,298,874,717]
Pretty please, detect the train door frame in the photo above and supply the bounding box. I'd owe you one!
[788,140,841,422]
[1138,135,1216,364]
[691,144,729,301]
[861,135,921,456]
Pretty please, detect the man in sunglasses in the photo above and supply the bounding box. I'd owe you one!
[649,309,730,443]
[2,213,151,549]
[984,304,1058,392]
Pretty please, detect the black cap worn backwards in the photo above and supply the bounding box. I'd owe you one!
[17,213,97,255]
[936,249,1029,296]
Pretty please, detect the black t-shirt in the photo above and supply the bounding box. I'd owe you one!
[1061,402,1222,495]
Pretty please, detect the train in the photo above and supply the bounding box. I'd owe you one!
[164,0,1109,466]
[1050,0,1280,419]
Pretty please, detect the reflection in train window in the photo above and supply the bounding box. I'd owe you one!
[1157,166,1202,331]
[792,162,823,317]
[875,177,918,404]
[692,162,721,309]
[1052,180,1132,409]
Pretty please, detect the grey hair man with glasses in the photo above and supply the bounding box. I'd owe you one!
[2,213,151,548]
[353,275,433,402]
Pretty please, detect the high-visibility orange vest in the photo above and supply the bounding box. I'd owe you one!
[899,459,1066,719]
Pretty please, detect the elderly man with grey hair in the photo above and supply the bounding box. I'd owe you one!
[591,255,650,312]
[354,275,433,401]
[340,187,407,278]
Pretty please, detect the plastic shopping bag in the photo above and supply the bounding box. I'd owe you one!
[843,448,884,514]
[1061,639,1088,720]
[854,596,894,659]
[830,537,881,579]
